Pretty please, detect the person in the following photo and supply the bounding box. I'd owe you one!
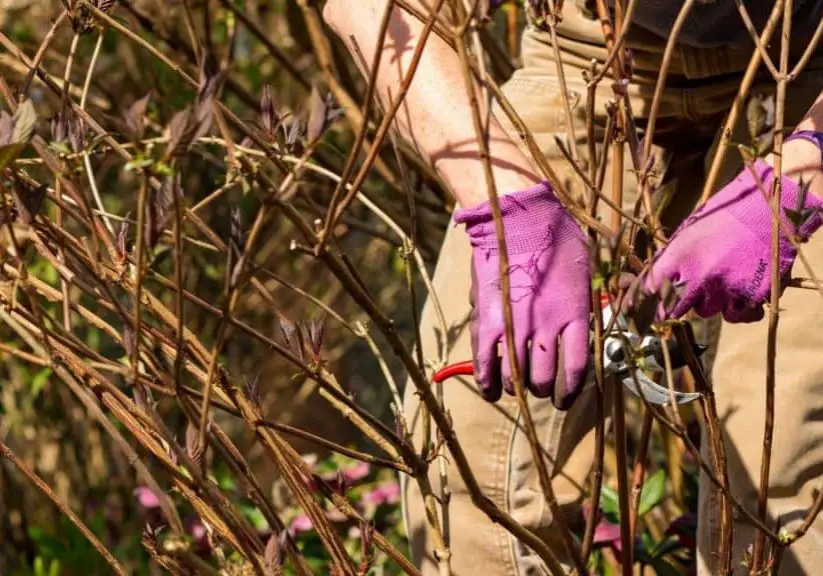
[321,1,823,573]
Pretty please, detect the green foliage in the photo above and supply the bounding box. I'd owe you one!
[592,467,695,574]
[18,515,149,576]
[638,469,666,517]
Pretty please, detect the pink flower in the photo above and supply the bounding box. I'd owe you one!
[188,518,207,542]
[289,514,314,535]
[288,506,349,536]
[582,501,634,554]
[134,486,161,509]
[320,461,372,488]
[593,519,623,551]
[361,481,400,507]
[340,461,370,483]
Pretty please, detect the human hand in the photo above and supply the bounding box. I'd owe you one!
[454,182,591,409]
[642,159,823,322]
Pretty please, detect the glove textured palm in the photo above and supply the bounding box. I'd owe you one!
[454,182,590,408]
[644,159,823,321]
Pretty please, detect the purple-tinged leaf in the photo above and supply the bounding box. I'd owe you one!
[123,323,135,357]
[185,420,205,469]
[50,109,68,145]
[141,522,162,548]
[260,84,278,136]
[306,89,342,143]
[286,118,302,151]
[303,312,326,362]
[306,86,328,144]
[197,48,227,104]
[11,99,37,144]
[0,102,36,169]
[166,106,195,158]
[166,76,218,157]
[95,0,117,12]
[278,318,305,363]
[51,98,85,153]
[359,520,375,574]
[123,92,151,141]
[244,372,261,406]
[148,173,182,249]
[264,531,286,575]
[68,113,85,154]
[117,212,131,260]
[0,111,15,146]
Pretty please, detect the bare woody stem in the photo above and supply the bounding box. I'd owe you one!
[751,0,793,570]
[0,439,127,575]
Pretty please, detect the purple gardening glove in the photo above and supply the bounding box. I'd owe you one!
[453,182,591,408]
[643,157,823,322]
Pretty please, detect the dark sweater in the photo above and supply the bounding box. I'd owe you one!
[621,0,822,48]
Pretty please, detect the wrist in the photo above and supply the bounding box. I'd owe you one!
[449,172,541,208]
[764,132,823,201]
[734,159,823,240]
[436,141,542,208]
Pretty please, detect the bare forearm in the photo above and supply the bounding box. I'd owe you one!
[323,0,539,207]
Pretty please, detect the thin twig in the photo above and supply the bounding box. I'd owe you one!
[699,0,785,205]
[0,439,127,575]
[81,32,116,235]
[752,0,793,570]
[450,1,578,572]
[734,0,780,79]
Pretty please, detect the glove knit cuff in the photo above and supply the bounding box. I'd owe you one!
[453,181,582,254]
[727,159,823,242]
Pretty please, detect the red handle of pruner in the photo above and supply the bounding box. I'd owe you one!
[432,360,475,383]
[433,296,613,385]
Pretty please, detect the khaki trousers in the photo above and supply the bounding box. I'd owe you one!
[402,4,823,575]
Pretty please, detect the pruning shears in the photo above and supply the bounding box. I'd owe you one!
[432,293,705,406]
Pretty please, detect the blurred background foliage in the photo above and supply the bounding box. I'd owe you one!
[0,1,701,574]
[0,0,457,571]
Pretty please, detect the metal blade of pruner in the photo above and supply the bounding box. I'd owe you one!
[599,293,704,405]
[620,369,700,405]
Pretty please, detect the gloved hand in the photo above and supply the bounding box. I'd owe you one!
[643,158,823,322]
[453,181,590,409]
